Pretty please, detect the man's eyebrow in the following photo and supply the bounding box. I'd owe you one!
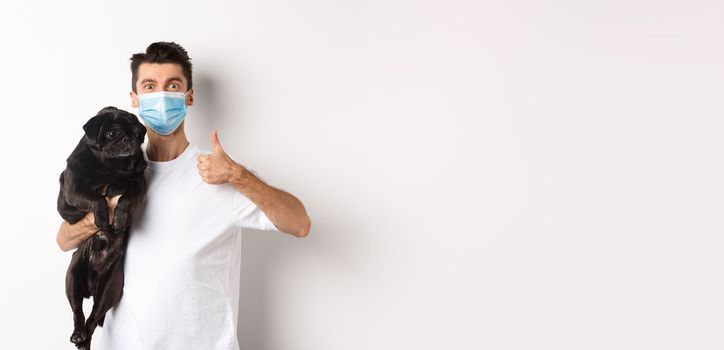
[165,77,183,84]
[139,77,183,85]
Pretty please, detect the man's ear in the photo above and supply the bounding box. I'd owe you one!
[186,89,194,107]
[130,90,139,108]
[83,114,105,144]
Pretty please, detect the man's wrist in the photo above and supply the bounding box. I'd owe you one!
[79,213,99,236]
[228,163,253,188]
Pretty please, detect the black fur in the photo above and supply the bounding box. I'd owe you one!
[57,106,147,350]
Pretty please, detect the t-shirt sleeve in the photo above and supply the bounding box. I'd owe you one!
[230,168,279,231]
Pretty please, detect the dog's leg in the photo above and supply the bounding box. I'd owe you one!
[63,171,112,232]
[57,173,87,224]
[81,283,104,350]
[110,178,146,232]
[110,198,132,233]
[66,251,89,346]
[83,258,125,349]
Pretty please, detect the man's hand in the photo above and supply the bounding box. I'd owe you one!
[196,129,240,185]
[57,194,122,251]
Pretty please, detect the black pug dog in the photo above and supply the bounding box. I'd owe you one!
[57,106,147,350]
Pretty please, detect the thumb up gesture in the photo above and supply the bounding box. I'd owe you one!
[196,129,240,184]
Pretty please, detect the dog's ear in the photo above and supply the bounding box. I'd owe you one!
[83,107,118,143]
[83,114,106,144]
[98,106,118,114]
[137,121,147,144]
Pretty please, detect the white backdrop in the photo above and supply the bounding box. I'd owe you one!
[1,0,722,349]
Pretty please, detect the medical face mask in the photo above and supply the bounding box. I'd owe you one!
[135,91,189,136]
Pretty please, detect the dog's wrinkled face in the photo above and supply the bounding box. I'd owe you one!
[83,106,146,166]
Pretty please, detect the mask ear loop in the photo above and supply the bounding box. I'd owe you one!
[183,90,192,107]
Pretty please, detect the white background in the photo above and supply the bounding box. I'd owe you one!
[1,0,722,349]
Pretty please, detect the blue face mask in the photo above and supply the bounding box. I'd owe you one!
[135,91,189,136]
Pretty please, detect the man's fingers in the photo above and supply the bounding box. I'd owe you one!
[106,194,122,208]
[103,194,122,225]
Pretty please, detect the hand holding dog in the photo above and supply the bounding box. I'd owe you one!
[196,129,241,185]
[58,194,121,251]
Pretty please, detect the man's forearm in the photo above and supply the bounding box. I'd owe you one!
[228,164,311,237]
[57,213,98,252]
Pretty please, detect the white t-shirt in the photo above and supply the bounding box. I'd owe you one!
[97,142,278,350]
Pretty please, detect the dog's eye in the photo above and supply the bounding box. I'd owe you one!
[105,130,117,138]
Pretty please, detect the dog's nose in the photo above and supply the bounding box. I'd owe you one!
[122,136,130,143]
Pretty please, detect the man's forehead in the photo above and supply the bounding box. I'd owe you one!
[137,63,186,83]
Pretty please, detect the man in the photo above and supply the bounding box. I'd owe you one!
[56,41,311,349]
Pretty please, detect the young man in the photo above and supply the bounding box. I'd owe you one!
[56,42,311,349]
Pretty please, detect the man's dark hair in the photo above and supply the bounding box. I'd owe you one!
[130,41,193,93]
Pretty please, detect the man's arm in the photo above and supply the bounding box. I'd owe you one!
[196,130,312,237]
[56,212,98,252]
[228,165,311,237]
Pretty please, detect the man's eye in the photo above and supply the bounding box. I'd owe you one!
[145,85,154,90]
[169,83,178,89]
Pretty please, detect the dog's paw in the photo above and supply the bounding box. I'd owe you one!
[74,337,91,350]
[70,330,87,344]
[112,211,131,232]
[94,218,111,233]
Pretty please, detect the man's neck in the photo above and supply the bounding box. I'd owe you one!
[145,126,190,162]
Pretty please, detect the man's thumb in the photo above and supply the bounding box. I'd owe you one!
[211,129,224,153]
